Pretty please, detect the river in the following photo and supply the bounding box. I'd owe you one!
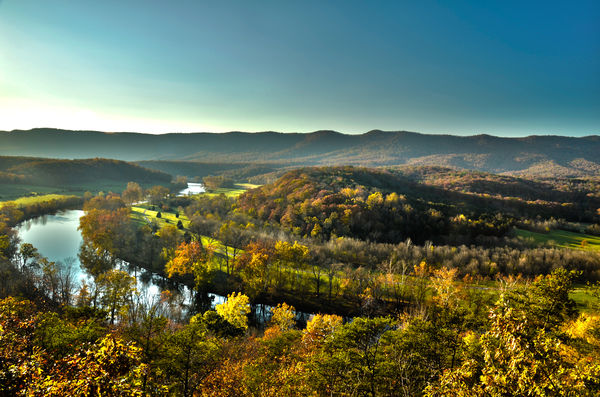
[14,203,311,325]
[14,209,178,302]
[15,182,204,276]
[177,182,205,196]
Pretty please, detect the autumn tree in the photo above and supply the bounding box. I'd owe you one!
[269,302,296,332]
[122,181,144,205]
[147,185,170,205]
[236,241,275,298]
[34,334,146,396]
[79,207,132,270]
[427,296,600,396]
[165,241,214,292]
[215,292,250,331]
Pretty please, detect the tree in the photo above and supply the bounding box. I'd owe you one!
[17,243,39,270]
[273,241,309,292]
[79,240,113,278]
[302,313,343,348]
[162,316,220,397]
[202,175,234,190]
[35,334,146,396]
[165,241,214,292]
[427,296,600,396]
[217,221,245,276]
[158,224,182,262]
[269,302,296,331]
[125,297,170,394]
[97,269,137,325]
[215,292,250,331]
[147,185,170,205]
[78,207,132,268]
[306,317,395,396]
[236,241,274,298]
[122,182,143,205]
[0,216,20,261]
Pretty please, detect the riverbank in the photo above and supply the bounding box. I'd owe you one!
[1,194,83,226]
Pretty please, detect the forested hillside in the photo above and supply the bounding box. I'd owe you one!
[136,160,282,181]
[0,157,173,200]
[2,161,600,395]
[0,157,172,186]
[1,128,598,176]
[238,167,600,245]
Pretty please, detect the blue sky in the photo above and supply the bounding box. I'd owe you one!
[0,0,598,136]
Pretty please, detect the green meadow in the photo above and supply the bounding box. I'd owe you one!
[0,193,79,208]
[515,228,600,251]
[202,183,260,198]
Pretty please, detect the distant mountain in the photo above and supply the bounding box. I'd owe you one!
[1,128,598,176]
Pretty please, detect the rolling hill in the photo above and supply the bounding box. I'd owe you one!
[237,166,600,244]
[0,157,173,200]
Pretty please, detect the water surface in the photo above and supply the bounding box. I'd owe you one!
[16,210,84,267]
[177,183,205,196]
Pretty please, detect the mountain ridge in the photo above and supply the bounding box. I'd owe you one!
[1,128,598,177]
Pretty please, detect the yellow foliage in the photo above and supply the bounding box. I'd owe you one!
[216,292,250,331]
[165,241,205,278]
[430,267,459,306]
[413,260,429,278]
[565,314,600,347]
[302,313,343,347]
[270,302,296,331]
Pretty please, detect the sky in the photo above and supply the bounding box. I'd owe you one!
[0,0,598,136]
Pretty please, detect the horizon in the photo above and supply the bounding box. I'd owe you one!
[2,127,599,139]
[1,1,598,137]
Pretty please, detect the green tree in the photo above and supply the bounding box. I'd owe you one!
[306,317,395,396]
[97,269,137,325]
[427,296,600,396]
[161,316,220,397]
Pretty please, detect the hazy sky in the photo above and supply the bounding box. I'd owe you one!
[1,0,598,136]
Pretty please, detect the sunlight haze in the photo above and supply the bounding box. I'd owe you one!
[1,0,598,136]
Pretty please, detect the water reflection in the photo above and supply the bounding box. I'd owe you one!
[16,209,314,325]
[177,183,205,196]
[16,210,85,266]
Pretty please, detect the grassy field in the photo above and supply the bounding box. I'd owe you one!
[515,228,600,251]
[203,183,260,198]
[131,205,190,227]
[0,184,65,201]
[570,286,599,313]
[130,205,231,254]
[0,194,79,208]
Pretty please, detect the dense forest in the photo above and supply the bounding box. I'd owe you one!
[238,167,600,244]
[1,161,600,395]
